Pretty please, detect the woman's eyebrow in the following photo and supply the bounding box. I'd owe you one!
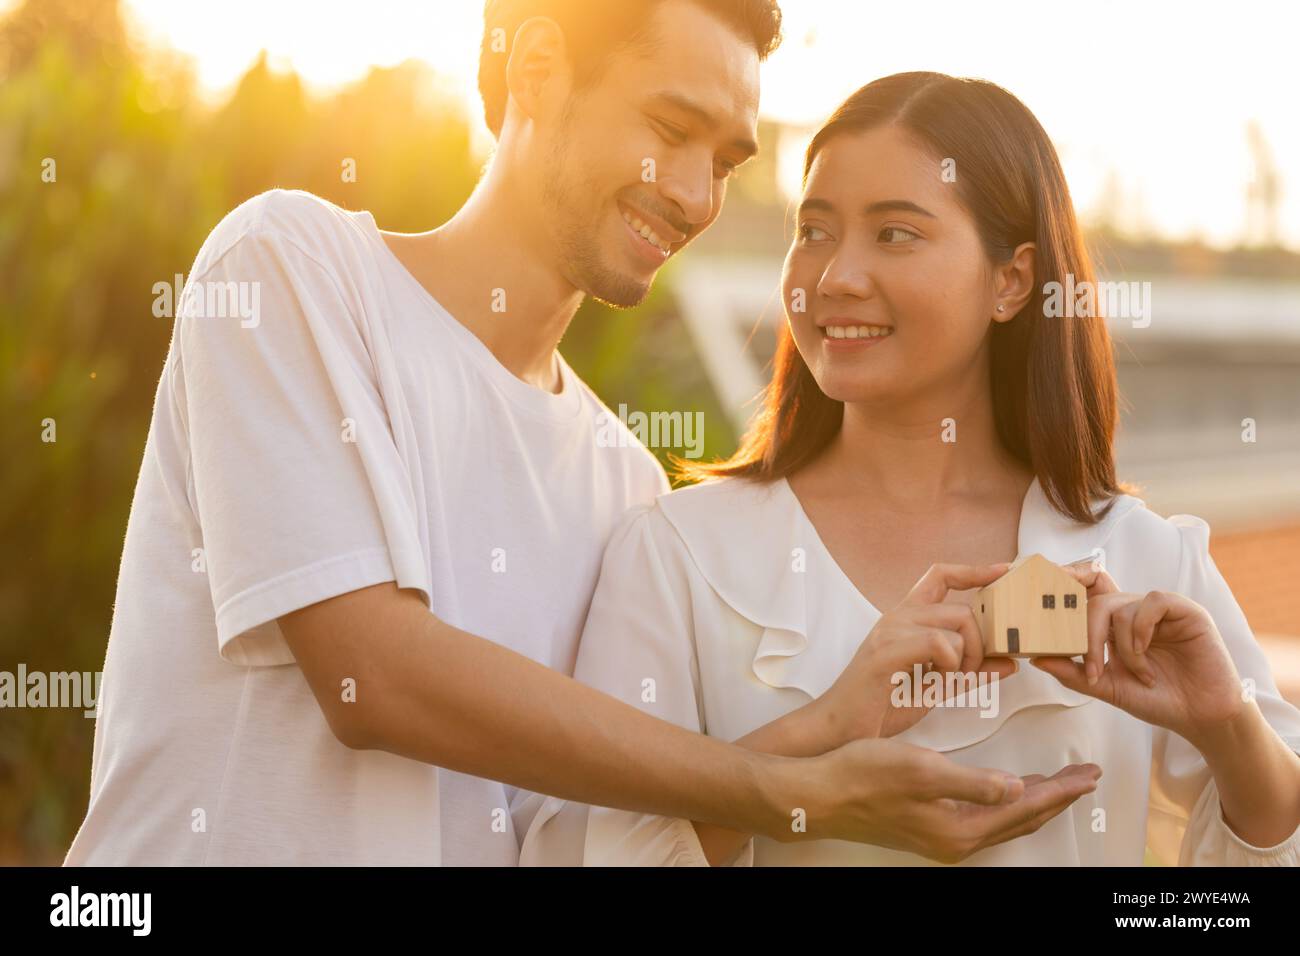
[797,197,937,219]
[798,198,834,215]
[865,199,937,218]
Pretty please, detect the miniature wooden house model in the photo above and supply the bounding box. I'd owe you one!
[974,554,1087,657]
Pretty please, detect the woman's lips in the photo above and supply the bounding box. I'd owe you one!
[819,323,894,351]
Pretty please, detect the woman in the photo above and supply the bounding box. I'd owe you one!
[523,72,1300,865]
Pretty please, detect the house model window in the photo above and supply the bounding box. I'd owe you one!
[1064,594,1077,608]
[1042,594,1056,609]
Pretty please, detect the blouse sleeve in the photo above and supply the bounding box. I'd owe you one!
[520,503,754,867]
[1146,515,1300,866]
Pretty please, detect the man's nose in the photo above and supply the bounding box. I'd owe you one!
[657,160,715,227]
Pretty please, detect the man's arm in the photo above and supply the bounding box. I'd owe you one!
[280,581,1100,856]
[279,581,792,838]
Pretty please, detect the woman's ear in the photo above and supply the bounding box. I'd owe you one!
[503,17,571,130]
[992,241,1036,323]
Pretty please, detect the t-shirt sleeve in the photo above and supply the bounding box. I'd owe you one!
[177,218,430,667]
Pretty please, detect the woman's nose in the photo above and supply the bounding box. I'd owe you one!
[818,248,873,300]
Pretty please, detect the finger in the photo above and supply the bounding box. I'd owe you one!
[1111,601,1153,687]
[1131,590,1173,660]
[984,657,1018,680]
[973,766,1103,849]
[883,628,963,675]
[901,562,1013,608]
[1063,561,1120,598]
[963,763,1101,841]
[1086,591,1139,686]
[909,753,1025,805]
[1080,585,1109,685]
[906,603,987,673]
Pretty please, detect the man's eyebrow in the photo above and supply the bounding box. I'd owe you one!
[797,198,937,218]
[647,90,759,158]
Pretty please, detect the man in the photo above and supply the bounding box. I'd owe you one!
[66,0,1096,866]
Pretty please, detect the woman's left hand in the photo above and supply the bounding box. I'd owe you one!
[1033,567,1246,744]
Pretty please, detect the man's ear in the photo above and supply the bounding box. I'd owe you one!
[992,241,1036,323]
[504,17,571,127]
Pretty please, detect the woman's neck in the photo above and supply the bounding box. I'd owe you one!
[806,385,1031,510]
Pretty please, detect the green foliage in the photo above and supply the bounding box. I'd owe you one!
[0,0,731,863]
[1,24,223,863]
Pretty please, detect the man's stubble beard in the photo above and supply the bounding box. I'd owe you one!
[540,113,653,310]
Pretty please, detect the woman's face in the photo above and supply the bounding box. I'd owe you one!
[783,125,1002,407]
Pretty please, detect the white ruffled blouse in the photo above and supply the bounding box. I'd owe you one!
[518,476,1300,866]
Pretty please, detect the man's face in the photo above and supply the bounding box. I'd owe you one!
[537,1,761,307]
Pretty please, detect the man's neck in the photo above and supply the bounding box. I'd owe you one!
[380,179,585,393]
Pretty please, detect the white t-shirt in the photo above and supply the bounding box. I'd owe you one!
[64,189,669,865]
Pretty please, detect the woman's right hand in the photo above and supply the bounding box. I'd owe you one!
[810,562,1019,744]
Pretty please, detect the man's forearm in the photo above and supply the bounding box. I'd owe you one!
[693,701,837,864]
[281,583,795,840]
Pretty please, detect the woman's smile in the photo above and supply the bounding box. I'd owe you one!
[819,321,894,351]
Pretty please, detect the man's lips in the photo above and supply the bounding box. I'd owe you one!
[617,200,686,253]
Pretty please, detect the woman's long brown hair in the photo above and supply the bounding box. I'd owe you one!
[677,72,1122,524]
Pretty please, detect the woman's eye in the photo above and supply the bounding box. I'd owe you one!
[798,223,830,242]
[879,226,919,243]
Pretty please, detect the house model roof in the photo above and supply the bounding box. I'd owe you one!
[982,553,1081,592]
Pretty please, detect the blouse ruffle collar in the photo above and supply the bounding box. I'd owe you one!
[657,475,1145,752]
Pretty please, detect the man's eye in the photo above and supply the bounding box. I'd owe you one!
[798,223,830,242]
[879,226,919,243]
[654,119,686,144]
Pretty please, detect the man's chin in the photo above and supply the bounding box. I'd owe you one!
[582,267,654,310]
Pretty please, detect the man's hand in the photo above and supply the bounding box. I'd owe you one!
[785,737,1101,862]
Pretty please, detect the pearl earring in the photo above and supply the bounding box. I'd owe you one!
[996,305,1006,313]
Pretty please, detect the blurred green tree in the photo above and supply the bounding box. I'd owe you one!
[0,0,732,863]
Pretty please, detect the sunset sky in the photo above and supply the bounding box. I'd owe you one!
[111,0,1300,251]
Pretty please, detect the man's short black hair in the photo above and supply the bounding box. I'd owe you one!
[478,0,783,138]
